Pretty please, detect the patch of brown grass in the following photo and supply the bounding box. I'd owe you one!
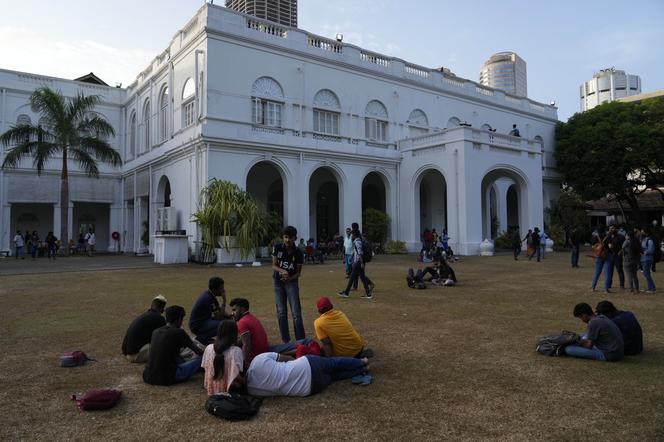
[1,253,663,441]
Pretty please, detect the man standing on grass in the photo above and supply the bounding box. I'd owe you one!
[189,276,228,345]
[343,227,353,278]
[13,230,24,259]
[564,302,624,362]
[272,226,305,343]
[85,230,96,257]
[143,305,204,385]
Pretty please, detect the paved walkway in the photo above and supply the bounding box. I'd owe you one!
[0,254,164,276]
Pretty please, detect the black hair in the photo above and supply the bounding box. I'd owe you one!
[573,303,593,318]
[627,230,642,257]
[351,222,359,230]
[213,319,239,380]
[151,298,166,311]
[209,276,224,291]
[229,297,249,310]
[283,225,297,238]
[165,305,186,323]
[351,229,361,239]
[642,226,652,236]
[595,300,618,318]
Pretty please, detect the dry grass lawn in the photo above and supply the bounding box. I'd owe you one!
[1,252,663,441]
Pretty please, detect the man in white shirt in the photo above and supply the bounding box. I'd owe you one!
[85,230,96,257]
[343,227,353,278]
[13,230,25,259]
[246,352,369,396]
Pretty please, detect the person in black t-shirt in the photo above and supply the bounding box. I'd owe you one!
[189,277,229,345]
[143,305,204,386]
[122,295,167,363]
[271,225,305,343]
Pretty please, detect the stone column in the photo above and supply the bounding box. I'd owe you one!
[1,203,10,252]
[493,178,514,234]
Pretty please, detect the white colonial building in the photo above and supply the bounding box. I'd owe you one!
[0,4,560,257]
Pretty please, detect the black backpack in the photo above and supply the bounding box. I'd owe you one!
[361,239,373,263]
[535,331,580,356]
[205,393,262,421]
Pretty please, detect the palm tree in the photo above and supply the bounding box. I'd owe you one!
[1,87,122,255]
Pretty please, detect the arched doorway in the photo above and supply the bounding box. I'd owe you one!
[481,169,528,240]
[309,167,340,242]
[506,185,519,229]
[246,161,285,222]
[416,169,447,238]
[362,172,386,213]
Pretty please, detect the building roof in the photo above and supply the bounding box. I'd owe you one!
[617,89,664,103]
[73,72,109,86]
[589,189,664,212]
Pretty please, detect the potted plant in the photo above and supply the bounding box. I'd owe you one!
[257,211,283,258]
[191,179,266,264]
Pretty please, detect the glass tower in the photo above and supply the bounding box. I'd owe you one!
[479,52,527,98]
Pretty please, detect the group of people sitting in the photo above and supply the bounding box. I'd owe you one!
[121,277,374,398]
[564,300,643,362]
[420,228,455,263]
[408,244,457,289]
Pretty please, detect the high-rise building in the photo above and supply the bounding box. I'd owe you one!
[479,52,527,97]
[580,68,641,111]
[225,0,297,27]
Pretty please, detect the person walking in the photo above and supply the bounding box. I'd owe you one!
[271,225,305,343]
[13,230,25,259]
[343,227,353,278]
[85,230,96,256]
[640,226,657,293]
[46,232,58,259]
[29,231,40,260]
[528,227,541,262]
[569,226,581,268]
[591,227,610,293]
[338,229,375,299]
[511,228,522,260]
[606,225,624,290]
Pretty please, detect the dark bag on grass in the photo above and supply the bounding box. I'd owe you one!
[205,393,262,421]
[535,331,580,356]
[60,351,95,367]
[72,389,122,411]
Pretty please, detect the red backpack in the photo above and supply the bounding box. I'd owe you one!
[71,389,122,411]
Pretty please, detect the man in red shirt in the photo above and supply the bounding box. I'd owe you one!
[230,297,311,368]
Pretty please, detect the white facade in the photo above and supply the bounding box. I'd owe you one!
[580,68,641,111]
[479,52,527,98]
[0,4,560,257]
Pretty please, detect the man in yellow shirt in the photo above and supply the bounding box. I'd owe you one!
[314,297,370,358]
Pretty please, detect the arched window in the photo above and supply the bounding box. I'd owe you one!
[446,117,461,129]
[182,78,196,127]
[129,112,137,158]
[480,123,492,131]
[408,109,429,137]
[313,89,340,135]
[142,100,151,152]
[16,114,32,143]
[251,77,284,128]
[365,100,388,142]
[159,86,169,141]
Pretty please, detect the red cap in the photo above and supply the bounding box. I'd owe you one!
[317,296,333,314]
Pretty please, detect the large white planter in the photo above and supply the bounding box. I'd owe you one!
[479,239,495,256]
[545,238,554,253]
[154,234,189,264]
[216,236,255,264]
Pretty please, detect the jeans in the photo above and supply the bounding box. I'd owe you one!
[345,254,353,275]
[610,253,624,288]
[571,246,579,267]
[15,246,24,258]
[175,356,202,382]
[604,253,615,289]
[268,338,311,353]
[192,319,221,345]
[305,355,365,394]
[513,245,521,260]
[345,261,373,293]
[528,245,541,261]
[564,344,607,361]
[624,262,639,291]
[591,257,605,290]
[274,278,305,343]
[642,259,656,291]
[48,245,57,259]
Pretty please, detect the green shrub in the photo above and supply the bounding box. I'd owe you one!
[493,231,512,249]
[384,240,407,254]
[362,208,390,245]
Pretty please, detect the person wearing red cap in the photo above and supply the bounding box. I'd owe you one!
[314,297,367,358]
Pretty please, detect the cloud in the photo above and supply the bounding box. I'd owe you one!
[0,26,154,86]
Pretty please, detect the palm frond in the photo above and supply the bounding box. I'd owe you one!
[68,147,100,177]
[77,137,122,168]
[33,142,60,173]
[0,124,40,147]
[78,115,116,139]
[30,88,67,126]
[67,93,102,124]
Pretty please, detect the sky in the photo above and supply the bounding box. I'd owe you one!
[0,0,662,121]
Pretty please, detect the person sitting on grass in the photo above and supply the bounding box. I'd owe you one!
[143,305,204,386]
[246,352,371,397]
[435,259,457,286]
[201,319,245,395]
[122,295,167,363]
[563,302,624,362]
[189,276,229,345]
[595,300,643,356]
[314,297,371,358]
[230,297,310,368]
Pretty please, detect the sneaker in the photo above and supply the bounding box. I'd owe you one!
[359,374,373,386]
[361,292,373,299]
[337,291,349,298]
[368,282,376,292]
[351,374,365,384]
[645,290,656,294]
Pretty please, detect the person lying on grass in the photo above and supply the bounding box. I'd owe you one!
[563,302,624,362]
[246,352,371,397]
[314,297,372,358]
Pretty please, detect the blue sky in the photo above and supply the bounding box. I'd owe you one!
[0,0,662,121]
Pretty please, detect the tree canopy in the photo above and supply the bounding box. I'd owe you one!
[555,98,664,223]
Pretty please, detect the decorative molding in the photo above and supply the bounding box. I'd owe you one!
[251,77,284,99]
[365,100,388,118]
[408,109,428,127]
[313,89,340,109]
